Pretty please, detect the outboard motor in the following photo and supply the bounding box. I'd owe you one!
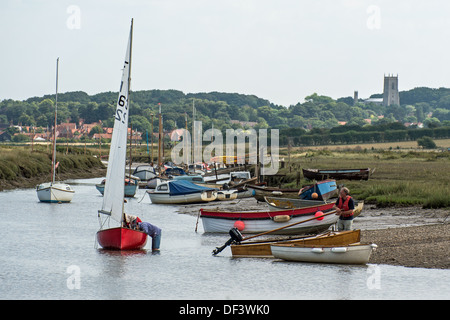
[212,228,243,255]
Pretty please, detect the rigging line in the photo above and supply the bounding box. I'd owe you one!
[137,190,147,203]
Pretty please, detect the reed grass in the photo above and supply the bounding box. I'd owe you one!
[0,146,104,182]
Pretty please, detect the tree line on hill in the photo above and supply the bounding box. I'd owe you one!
[280,122,450,147]
[1,87,450,146]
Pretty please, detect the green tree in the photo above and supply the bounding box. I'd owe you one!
[417,136,436,149]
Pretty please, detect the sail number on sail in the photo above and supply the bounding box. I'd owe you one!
[115,94,128,123]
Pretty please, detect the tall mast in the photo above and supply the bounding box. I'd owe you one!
[158,103,162,170]
[128,19,133,100]
[122,19,133,218]
[51,57,59,185]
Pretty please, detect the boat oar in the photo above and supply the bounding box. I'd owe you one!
[212,227,243,256]
[241,209,338,242]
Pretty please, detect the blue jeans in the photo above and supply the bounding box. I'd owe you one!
[152,231,161,251]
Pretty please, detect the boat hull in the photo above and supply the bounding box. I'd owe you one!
[97,227,148,250]
[298,179,338,201]
[36,183,74,203]
[303,168,370,181]
[96,183,138,197]
[247,185,299,202]
[265,196,328,211]
[148,190,217,204]
[231,229,361,257]
[200,203,337,234]
[133,169,157,181]
[201,212,338,235]
[271,243,377,264]
[217,190,238,201]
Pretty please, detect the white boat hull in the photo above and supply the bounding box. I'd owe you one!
[133,170,157,181]
[271,243,378,264]
[147,190,217,204]
[36,182,74,203]
[217,190,238,201]
[201,212,338,235]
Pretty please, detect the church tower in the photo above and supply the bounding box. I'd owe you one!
[383,74,400,106]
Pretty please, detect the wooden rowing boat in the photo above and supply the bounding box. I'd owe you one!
[265,196,328,211]
[265,197,365,217]
[271,242,377,264]
[231,229,360,258]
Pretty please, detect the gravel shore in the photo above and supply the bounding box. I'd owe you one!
[177,198,450,269]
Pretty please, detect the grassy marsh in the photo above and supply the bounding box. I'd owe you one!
[278,148,450,209]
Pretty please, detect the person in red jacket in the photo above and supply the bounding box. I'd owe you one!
[333,187,355,231]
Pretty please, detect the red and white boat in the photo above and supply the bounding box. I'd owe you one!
[200,203,337,235]
[96,19,147,250]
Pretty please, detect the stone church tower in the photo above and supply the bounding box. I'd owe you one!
[383,74,400,106]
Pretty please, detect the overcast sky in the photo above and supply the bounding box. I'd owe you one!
[2,0,450,107]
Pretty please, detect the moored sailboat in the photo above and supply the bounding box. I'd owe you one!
[36,57,74,203]
[96,19,147,250]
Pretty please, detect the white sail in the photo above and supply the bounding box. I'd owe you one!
[100,19,133,223]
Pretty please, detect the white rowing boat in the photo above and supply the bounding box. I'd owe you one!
[271,243,377,264]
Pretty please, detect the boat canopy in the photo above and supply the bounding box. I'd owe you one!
[165,167,187,175]
[168,180,215,195]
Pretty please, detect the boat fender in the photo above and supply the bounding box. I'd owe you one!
[371,243,378,251]
[272,191,283,196]
[273,215,291,223]
[311,248,324,253]
[331,247,348,253]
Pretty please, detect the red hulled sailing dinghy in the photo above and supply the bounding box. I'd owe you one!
[96,19,147,250]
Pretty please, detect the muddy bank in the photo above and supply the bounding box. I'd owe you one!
[0,166,106,191]
[361,224,450,269]
[177,198,450,269]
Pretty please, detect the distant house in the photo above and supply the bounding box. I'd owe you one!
[58,122,77,138]
[79,121,102,135]
[93,133,112,140]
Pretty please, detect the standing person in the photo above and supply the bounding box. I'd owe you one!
[137,220,162,252]
[333,187,355,231]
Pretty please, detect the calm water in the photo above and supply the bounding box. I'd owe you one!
[1,177,449,300]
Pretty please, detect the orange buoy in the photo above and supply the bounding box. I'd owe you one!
[314,211,324,221]
[234,220,245,231]
[311,192,319,199]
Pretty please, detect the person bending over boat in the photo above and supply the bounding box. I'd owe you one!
[333,187,355,231]
[137,221,162,252]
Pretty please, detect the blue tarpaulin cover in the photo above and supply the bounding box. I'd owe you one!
[168,180,215,195]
